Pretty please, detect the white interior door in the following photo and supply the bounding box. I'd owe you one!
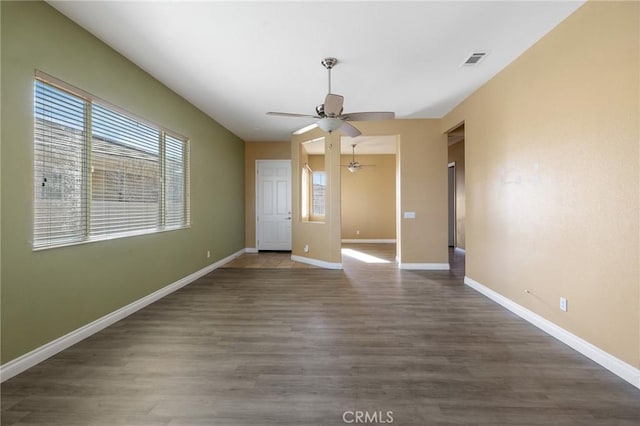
[257,160,292,250]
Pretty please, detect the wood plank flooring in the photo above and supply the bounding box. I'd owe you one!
[222,251,318,269]
[2,245,639,425]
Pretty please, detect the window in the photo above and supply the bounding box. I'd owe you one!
[90,103,162,237]
[300,166,326,222]
[311,171,326,217]
[301,166,310,220]
[34,73,190,250]
[300,139,325,223]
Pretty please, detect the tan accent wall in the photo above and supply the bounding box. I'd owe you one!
[448,141,465,249]
[292,120,447,266]
[442,1,639,367]
[307,155,325,171]
[292,130,342,264]
[341,154,396,240]
[244,141,291,249]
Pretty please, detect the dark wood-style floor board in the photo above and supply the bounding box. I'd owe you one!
[2,245,639,425]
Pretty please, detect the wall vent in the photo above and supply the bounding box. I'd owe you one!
[461,51,488,66]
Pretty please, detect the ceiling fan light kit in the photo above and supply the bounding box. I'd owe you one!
[346,144,362,173]
[347,164,360,173]
[266,57,395,137]
[317,117,343,133]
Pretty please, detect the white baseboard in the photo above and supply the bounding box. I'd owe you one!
[291,255,342,270]
[0,248,246,383]
[244,247,259,253]
[464,276,640,390]
[341,239,396,244]
[398,262,450,270]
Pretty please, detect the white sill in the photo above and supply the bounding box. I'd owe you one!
[32,224,191,252]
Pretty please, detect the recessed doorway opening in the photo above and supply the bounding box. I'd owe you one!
[339,134,398,267]
[446,123,465,262]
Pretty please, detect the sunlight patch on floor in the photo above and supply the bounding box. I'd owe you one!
[341,248,391,264]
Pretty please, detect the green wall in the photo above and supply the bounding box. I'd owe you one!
[0,1,245,364]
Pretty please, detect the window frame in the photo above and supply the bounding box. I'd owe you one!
[33,71,190,251]
[301,165,310,221]
[310,170,326,220]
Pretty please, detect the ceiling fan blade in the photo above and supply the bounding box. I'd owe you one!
[324,94,344,116]
[341,111,395,121]
[339,121,361,137]
[266,112,319,118]
[293,122,319,135]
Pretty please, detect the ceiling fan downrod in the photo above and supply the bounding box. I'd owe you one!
[322,57,337,94]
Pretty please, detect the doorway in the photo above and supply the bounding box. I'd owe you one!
[339,135,398,268]
[256,160,292,251]
[446,123,465,252]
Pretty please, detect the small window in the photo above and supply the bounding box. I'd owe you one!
[33,73,190,250]
[300,139,325,223]
[311,171,326,217]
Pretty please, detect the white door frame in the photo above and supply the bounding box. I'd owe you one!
[256,159,292,251]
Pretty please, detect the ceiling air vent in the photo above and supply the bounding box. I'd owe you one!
[461,51,488,67]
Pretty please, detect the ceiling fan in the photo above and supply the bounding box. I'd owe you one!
[343,144,373,173]
[266,57,395,137]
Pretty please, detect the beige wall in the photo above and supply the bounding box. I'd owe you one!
[341,154,396,240]
[292,130,342,264]
[448,141,465,249]
[307,155,325,171]
[442,1,639,367]
[244,141,291,248]
[292,120,447,267]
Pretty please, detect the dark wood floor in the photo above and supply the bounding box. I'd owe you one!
[2,245,639,425]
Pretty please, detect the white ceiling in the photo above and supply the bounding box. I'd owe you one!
[48,0,584,150]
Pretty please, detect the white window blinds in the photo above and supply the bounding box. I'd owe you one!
[91,103,161,237]
[34,81,88,248]
[164,134,190,228]
[33,75,190,250]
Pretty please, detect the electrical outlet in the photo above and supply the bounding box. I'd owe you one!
[560,297,568,312]
[356,229,360,235]
[303,244,309,253]
[207,250,211,258]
